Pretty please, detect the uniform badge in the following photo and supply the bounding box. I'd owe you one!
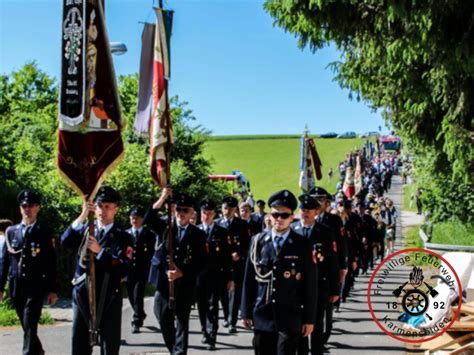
[291,269,296,275]
[295,272,302,281]
[283,271,291,279]
[126,246,133,260]
[216,246,220,252]
[332,241,337,253]
[312,249,318,264]
[144,247,148,252]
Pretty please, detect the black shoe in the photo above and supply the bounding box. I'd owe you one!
[201,336,209,344]
[223,320,229,328]
[207,343,216,351]
[132,325,140,334]
[228,325,237,334]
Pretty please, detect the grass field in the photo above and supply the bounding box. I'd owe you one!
[203,137,366,201]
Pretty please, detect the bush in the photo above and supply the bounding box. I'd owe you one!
[430,221,474,246]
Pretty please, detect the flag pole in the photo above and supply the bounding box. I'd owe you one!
[158,0,176,311]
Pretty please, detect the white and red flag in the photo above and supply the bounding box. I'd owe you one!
[134,9,174,187]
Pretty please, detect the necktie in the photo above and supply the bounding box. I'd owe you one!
[178,227,185,241]
[303,227,310,238]
[134,230,139,242]
[274,235,283,254]
[206,227,211,238]
[97,229,105,242]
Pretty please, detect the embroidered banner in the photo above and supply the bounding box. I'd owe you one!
[58,0,123,198]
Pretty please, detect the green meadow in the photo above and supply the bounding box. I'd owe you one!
[203,136,366,201]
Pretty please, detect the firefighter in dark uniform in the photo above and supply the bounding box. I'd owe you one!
[61,186,132,355]
[241,189,317,355]
[0,190,58,355]
[356,202,377,273]
[125,206,156,333]
[148,193,207,355]
[251,200,267,229]
[240,201,263,236]
[311,187,348,343]
[196,199,234,350]
[292,194,340,355]
[215,195,250,333]
[341,200,363,302]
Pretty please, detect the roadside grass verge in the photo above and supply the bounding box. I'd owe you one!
[0,304,54,327]
[403,184,417,212]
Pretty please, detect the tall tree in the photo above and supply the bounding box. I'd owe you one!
[264,0,473,223]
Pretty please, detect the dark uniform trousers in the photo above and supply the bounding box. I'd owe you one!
[253,330,301,355]
[215,217,251,327]
[148,223,207,355]
[292,221,339,355]
[196,223,232,343]
[241,231,317,355]
[71,291,122,355]
[126,227,156,327]
[154,286,194,355]
[342,214,362,301]
[61,224,132,355]
[0,223,57,355]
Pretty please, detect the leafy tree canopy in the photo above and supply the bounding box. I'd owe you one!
[264,0,473,223]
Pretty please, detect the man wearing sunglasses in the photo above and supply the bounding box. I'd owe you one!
[149,193,207,355]
[0,189,58,355]
[241,189,317,355]
[291,194,340,355]
[215,195,250,333]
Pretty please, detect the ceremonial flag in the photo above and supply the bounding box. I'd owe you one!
[307,138,323,180]
[134,24,155,134]
[343,154,355,199]
[298,132,315,193]
[58,0,123,197]
[354,153,362,194]
[150,8,173,187]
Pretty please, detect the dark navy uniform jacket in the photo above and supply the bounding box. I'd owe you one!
[241,230,317,333]
[148,223,207,296]
[344,212,363,263]
[291,221,340,296]
[126,227,156,282]
[61,224,132,319]
[319,212,348,270]
[0,222,57,298]
[197,223,232,281]
[215,217,250,258]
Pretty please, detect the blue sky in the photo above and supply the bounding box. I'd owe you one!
[0,0,387,135]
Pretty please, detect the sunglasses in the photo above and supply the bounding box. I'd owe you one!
[271,212,292,220]
[176,206,190,213]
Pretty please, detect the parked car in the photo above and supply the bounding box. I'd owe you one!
[360,131,380,138]
[319,132,338,138]
[337,131,356,138]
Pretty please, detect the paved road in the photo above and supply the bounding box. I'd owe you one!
[1,176,415,354]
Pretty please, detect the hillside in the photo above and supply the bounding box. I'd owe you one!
[203,136,366,202]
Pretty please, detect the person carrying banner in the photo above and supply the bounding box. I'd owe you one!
[125,206,156,334]
[61,186,132,355]
[0,190,58,355]
[241,190,317,355]
[148,193,207,355]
